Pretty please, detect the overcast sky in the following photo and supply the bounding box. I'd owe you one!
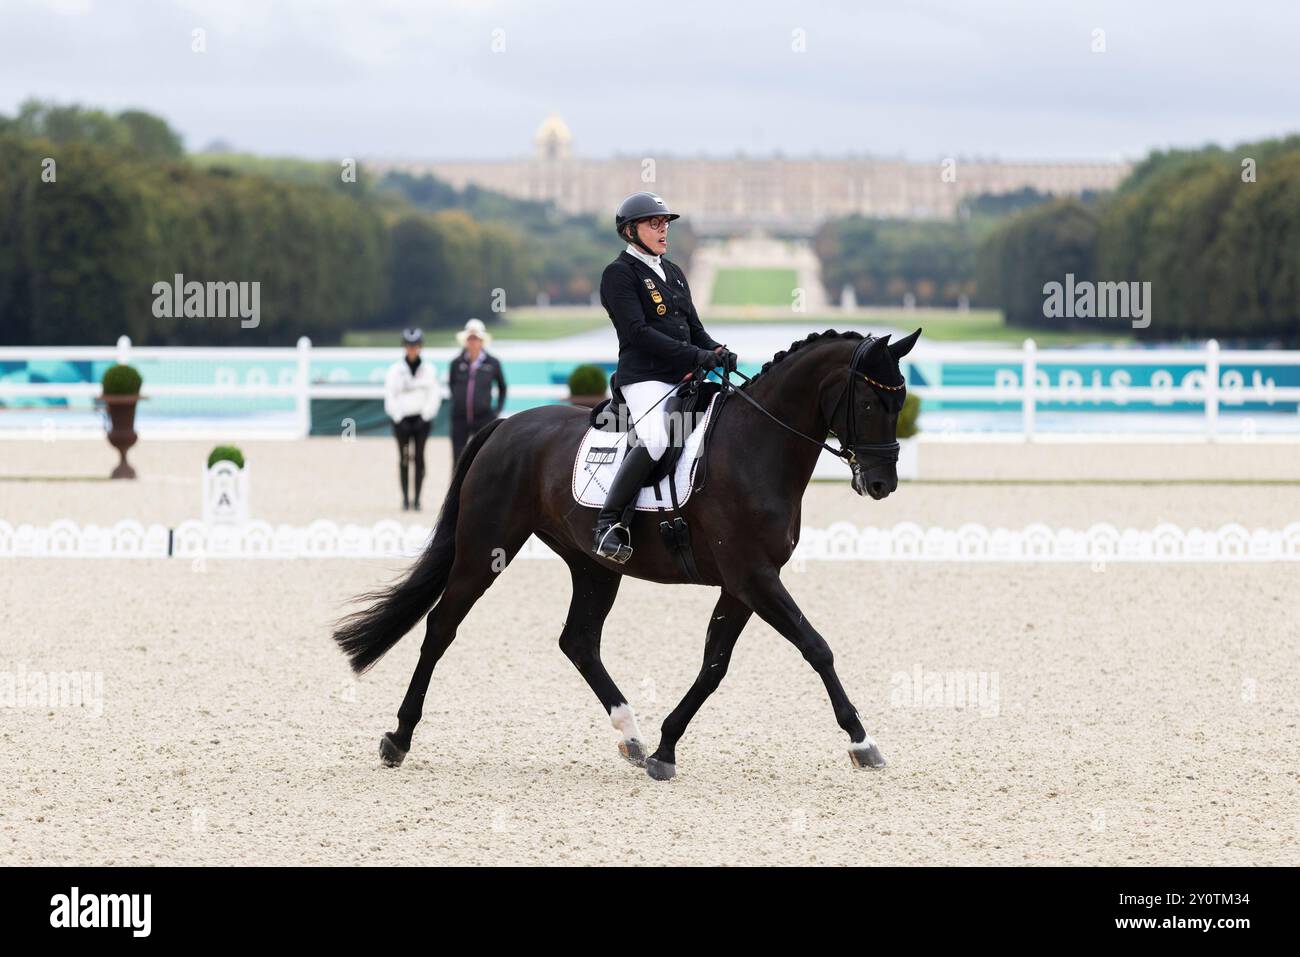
[3,0,1296,163]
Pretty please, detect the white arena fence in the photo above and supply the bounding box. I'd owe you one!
[2,336,1300,442]
[3,519,1300,563]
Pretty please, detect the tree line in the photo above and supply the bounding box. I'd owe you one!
[10,99,1292,346]
[0,101,612,346]
[0,131,387,345]
[814,188,1053,309]
[977,136,1300,344]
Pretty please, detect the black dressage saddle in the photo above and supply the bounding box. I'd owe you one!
[585,375,728,585]
[587,378,724,488]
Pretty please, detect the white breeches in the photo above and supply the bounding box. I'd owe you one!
[620,379,680,461]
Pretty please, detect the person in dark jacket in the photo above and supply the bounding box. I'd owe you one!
[592,191,737,563]
[448,318,507,465]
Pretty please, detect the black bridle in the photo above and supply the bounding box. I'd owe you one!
[709,335,903,470]
[836,335,903,469]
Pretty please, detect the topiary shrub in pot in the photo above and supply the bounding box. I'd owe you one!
[207,445,246,469]
[203,444,250,525]
[567,364,608,408]
[99,364,144,479]
[896,392,921,480]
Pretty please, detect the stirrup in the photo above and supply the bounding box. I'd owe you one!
[594,522,633,564]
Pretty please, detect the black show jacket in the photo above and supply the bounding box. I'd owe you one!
[448,349,506,424]
[599,251,722,388]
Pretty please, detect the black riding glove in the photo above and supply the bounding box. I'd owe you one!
[695,348,721,371]
[719,348,738,373]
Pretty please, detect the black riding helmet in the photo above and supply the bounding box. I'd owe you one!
[615,192,680,255]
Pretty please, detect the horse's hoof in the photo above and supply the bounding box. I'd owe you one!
[645,757,676,781]
[379,732,408,768]
[849,742,887,769]
[618,738,648,768]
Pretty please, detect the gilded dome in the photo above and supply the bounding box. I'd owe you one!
[534,114,572,159]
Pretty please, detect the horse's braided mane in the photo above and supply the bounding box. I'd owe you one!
[741,329,868,392]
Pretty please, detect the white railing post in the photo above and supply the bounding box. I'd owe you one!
[1022,338,1037,442]
[115,334,131,366]
[296,336,312,438]
[1205,338,1220,441]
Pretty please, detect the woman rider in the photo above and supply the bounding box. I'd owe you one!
[592,191,737,563]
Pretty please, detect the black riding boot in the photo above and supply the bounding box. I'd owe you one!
[412,457,425,511]
[592,443,657,563]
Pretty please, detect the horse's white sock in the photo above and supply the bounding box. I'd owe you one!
[609,703,643,742]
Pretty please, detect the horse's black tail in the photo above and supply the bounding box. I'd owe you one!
[332,417,507,674]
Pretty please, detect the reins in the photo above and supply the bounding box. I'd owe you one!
[717,367,846,459]
[712,335,903,468]
[571,335,904,520]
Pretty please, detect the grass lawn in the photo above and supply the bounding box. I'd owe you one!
[342,314,607,347]
[707,308,1132,346]
[344,307,1132,348]
[710,268,800,307]
[820,309,1133,347]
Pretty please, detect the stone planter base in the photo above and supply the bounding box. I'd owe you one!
[100,394,143,479]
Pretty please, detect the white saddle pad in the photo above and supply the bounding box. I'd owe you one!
[571,393,720,511]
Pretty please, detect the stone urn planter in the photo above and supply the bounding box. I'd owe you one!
[567,363,609,409]
[99,364,144,479]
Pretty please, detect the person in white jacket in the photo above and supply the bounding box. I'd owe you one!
[384,328,442,510]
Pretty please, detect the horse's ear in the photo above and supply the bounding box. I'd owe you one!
[860,336,889,366]
[849,336,889,377]
[889,329,921,360]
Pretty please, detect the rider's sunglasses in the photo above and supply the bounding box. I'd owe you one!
[639,217,670,230]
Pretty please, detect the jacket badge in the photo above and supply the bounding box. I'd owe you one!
[643,278,656,290]
[650,291,663,304]
[655,303,667,316]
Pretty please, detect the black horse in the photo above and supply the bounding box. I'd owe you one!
[333,328,920,780]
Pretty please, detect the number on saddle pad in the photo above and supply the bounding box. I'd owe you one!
[586,446,619,467]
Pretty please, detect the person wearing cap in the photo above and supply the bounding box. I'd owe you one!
[384,328,441,510]
[448,318,507,466]
[592,191,738,563]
